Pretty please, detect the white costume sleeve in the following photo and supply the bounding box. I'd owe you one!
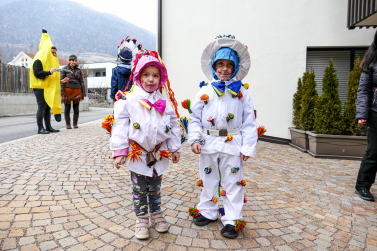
[240,89,257,157]
[110,100,130,151]
[187,90,205,146]
[166,108,182,152]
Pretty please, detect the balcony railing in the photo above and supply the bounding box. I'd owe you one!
[348,0,377,29]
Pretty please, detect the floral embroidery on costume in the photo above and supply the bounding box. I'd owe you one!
[127,141,142,162]
[181,99,192,114]
[199,81,208,88]
[231,167,239,173]
[237,180,246,186]
[200,94,209,104]
[225,135,233,142]
[227,113,234,122]
[204,167,212,174]
[207,115,215,126]
[158,150,171,160]
[133,122,140,129]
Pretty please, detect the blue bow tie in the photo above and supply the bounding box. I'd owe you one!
[211,80,242,97]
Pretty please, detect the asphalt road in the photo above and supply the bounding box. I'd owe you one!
[0,107,114,144]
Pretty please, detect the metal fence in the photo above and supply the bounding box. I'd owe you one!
[0,63,32,93]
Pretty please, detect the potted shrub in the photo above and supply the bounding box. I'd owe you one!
[289,69,318,152]
[307,58,367,159]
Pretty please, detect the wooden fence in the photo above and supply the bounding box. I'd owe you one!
[0,63,32,93]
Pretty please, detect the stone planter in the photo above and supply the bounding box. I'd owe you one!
[288,127,308,152]
[307,131,367,160]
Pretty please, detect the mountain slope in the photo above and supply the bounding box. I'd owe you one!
[0,0,156,60]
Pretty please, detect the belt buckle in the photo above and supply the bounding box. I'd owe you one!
[219,129,227,137]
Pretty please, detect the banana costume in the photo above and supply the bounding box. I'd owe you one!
[30,33,62,116]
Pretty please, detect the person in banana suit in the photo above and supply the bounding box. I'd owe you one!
[30,29,66,134]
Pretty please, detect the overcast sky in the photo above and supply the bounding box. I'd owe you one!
[70,0,157,34]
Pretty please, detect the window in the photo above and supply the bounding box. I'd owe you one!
[306,47,367,105]
[25,63,28,67]
[96,72,101,77]
[102,72,106,77]
[21,58,24,62]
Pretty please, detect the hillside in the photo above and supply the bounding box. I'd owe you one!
[0,0,156,62]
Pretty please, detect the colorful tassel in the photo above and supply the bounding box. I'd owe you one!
[199,81,208,88]
[159,150,171,160]
[233,219,246,231]
[181,99,192,113]
[244,197,247,203]
[219,208,225,216]
[188,208,199,218]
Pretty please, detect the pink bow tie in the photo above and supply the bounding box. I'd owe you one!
[139,99,166,115]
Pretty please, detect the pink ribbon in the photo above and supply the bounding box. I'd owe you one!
[140,99,166,115]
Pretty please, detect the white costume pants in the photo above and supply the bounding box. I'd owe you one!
[197,152,244,226]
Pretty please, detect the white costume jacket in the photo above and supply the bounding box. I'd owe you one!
[110,86,181,177]
[187,79,257,157]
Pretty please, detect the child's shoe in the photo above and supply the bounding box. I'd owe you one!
[193,213,217,226]
[221,224,238,239]
[150,211,169,232]
[135,216,149,239]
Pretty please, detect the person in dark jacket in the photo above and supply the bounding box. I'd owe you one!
[355,30,377,201]
[30,29,67,134]
[110,37,142,101]
[110,51,133,101]
[60,55,86,129]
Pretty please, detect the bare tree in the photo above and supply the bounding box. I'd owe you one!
[77,58,90,79]
[88,79,110,104]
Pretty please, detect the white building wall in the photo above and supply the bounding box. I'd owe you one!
[161,0,376,139]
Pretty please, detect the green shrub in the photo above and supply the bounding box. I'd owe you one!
[300,69,318,131]
[292,77,303,128]
[314,58,343,134]
[343,57,364,135]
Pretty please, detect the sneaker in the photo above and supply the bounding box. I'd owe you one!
[150,211,169,233]
[193,213,217,226]
[355,189,374,201]
[135,216,149,239]
[221,224,238,239]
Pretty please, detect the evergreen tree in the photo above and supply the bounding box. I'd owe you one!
[314,58,343,134]
[300,69,318,131]
[343,57,364,135]
[292,78,303,128]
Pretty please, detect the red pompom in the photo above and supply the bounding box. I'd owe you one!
[120,39,124,44]
[117,46,120,48]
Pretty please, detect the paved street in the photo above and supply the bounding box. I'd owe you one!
[0,107,113,144]
[0,121,376,251]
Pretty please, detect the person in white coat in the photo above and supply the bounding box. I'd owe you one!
[110,51,181,239]
[188,35,257,239]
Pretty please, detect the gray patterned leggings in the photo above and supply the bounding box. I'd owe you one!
[130,169,162,216]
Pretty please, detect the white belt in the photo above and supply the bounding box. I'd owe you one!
[203,127,241,136]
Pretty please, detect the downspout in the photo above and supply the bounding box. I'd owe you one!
[157,0,162,57]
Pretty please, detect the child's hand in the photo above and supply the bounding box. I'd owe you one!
[241,154,250,161]
[114,155,127,169]
[172,152,180,163]
[191,143,201,154]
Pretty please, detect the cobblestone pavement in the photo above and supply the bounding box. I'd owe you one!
[0,121,376,251]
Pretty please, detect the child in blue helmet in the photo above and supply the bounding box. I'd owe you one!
[187,35,257,239]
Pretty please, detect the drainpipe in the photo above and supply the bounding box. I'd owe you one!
[157,0,162,57]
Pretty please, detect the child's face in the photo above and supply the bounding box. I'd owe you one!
[214,59,235,81]
[139,66,161,92]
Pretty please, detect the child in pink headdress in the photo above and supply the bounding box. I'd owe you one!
[110,50,181,239]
